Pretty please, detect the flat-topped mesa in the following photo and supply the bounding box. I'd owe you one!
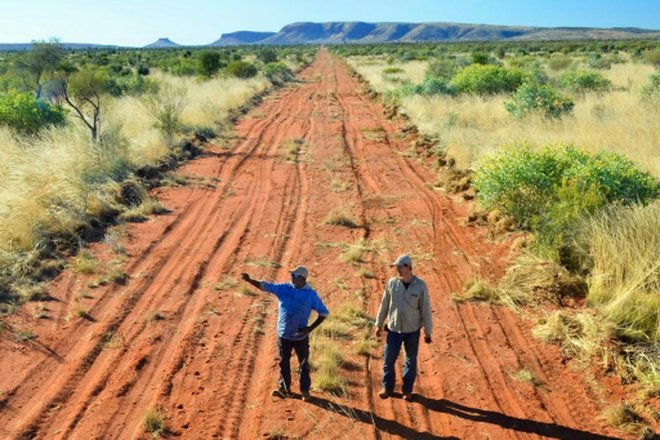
[144,37,180,49]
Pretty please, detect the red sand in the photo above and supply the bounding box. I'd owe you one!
[0,49,631,440]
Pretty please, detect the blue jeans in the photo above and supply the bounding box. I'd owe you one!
[277,337,311,392]
[382,329,420,394]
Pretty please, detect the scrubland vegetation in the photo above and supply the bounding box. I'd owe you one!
[337,39,660,415]
[0,41,314,308]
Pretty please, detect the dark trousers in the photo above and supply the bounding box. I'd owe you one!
[277,336,311,392]
[383,329,420,394]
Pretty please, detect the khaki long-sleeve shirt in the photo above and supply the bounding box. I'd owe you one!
[375,275,433,336]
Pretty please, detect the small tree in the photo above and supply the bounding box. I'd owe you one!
[197,51,223,78]
[14,39,64,99]
[60,69,112,140]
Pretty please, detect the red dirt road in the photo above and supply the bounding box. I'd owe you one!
[0,50,628,439]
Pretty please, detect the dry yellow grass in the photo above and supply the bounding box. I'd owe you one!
[349,57,660,177]
[400,90,660,176]
[0,72,274,292]
[346,56,427,91]
[578,200,660,341]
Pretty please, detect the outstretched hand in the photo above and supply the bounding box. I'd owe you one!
[241,273,251,282]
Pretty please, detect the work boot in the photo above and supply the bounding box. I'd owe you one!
[301,390,312,402]
[403,392,414,402]
[272,387,289,399]
[378,389,391,399]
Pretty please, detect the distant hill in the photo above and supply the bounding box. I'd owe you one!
[210,31,276,46]
[144,38,180,49]
[2,21,659,51]
[253,22,660,45]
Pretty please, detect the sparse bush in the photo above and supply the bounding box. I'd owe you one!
[257,49,278,64]
[0,91,66,135]
[471,52,490,65]
[143,409,166,438]
[450,64,526,95]
[115,75,159,97]
[339,239,369,264]
[227,61,258,79]
[263,62,293,84]
[643,48,660,69]
[560,70,611,93]
[136,64,150,76]
[383,67,404,74]
[641,71,660,103]
[142,84,187,146]
[548,55,573,71]
[323,208,359,228]
[425,58,460,81]
[504,83,574,119]
[586,54,612,70]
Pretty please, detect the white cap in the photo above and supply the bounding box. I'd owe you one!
[390,255,412,267]
[291,266,309,279]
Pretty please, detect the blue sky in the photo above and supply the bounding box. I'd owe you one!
[1,0,659,46]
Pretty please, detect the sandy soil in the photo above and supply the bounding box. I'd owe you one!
[0,49,630,440]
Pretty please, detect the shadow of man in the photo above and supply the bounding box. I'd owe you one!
[308,395,459,440]
[415,396,624,440]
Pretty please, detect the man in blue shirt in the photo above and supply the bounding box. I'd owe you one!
[242,266,329,402]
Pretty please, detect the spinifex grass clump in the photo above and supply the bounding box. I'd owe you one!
[576,201,660,342]
[474,143,659,265]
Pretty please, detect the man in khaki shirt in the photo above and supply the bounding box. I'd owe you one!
[374,255,433,401]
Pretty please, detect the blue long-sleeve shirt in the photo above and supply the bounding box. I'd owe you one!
[259,281,330,340]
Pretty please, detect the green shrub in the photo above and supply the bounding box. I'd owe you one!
[560,70,611,93]
[504,83,574,119]
[474,143,659,264]
[136,64,150,76]
[586,54,612,70]
[471,52,490,65]
[263,62,292,84]
[0,91,67,135]
[383,77,453,104]
[425,58,462,81]
[227,61,258,79]
[641,72,660,103]
[115,75,159,96]
[170,59,196,76]
[419,77,453,95]
[643,48,660,69]
[257,49,278,64]
[450,64,526,95]
[548,55,573,71]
